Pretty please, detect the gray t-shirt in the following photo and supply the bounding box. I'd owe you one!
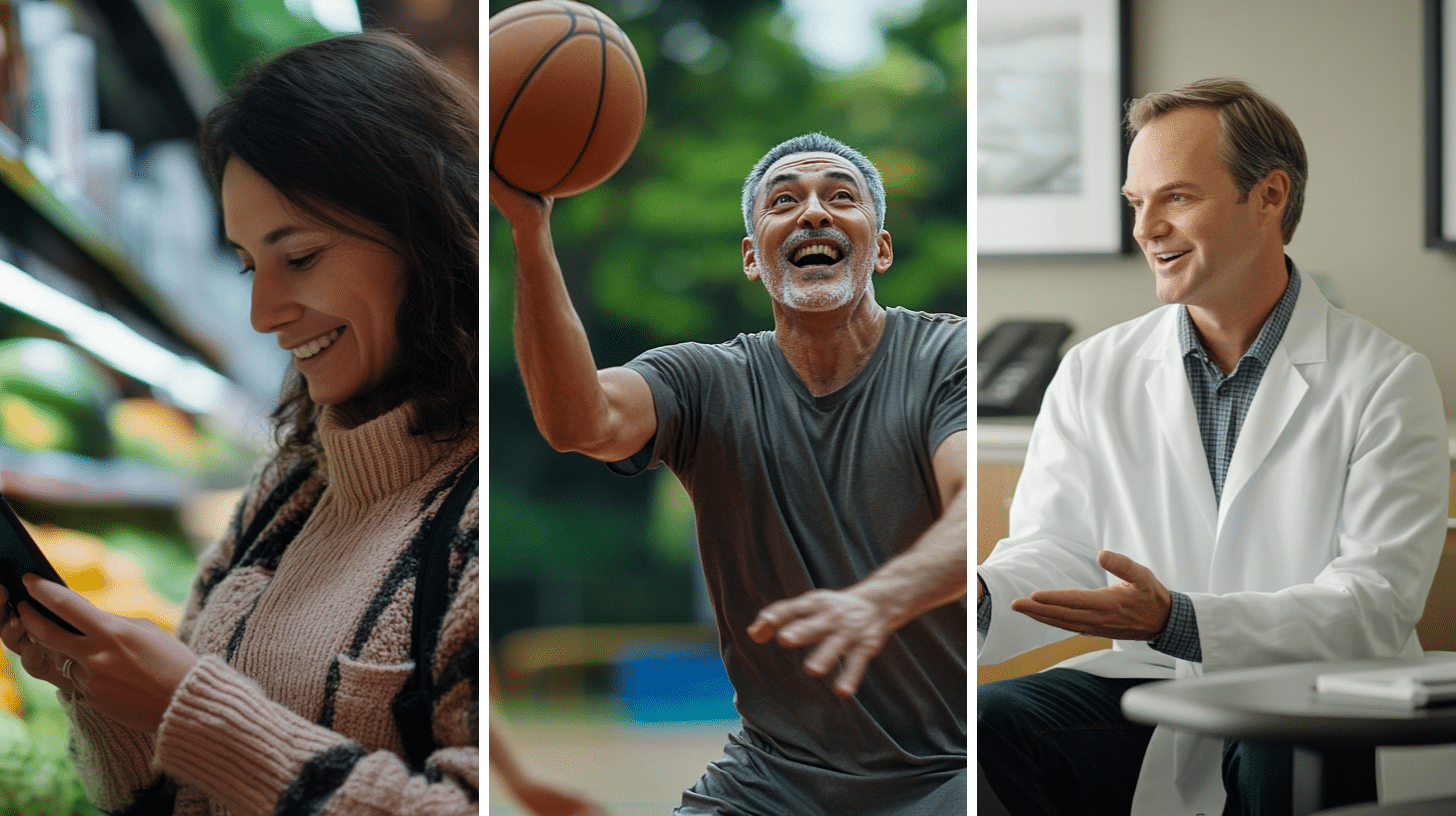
[614,307,967,812]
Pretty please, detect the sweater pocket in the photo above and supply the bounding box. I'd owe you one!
[330,653,414,754]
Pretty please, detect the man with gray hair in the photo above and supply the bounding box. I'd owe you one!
[491,133,967,813]
[977,78,1448,814]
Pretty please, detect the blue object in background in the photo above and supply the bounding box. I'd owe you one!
[614,642,739,724]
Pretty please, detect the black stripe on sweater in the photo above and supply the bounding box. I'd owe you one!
[354,462,471,660]
[215,471,326,661]
[316,656,343,730]
[345,543,419,661]
[434,634,479,705]
[318,549,413,730]
[199,468,324,611]
[273,742,369,816]
[447,524,478,602]
[420,456,474,519]
[237,475,325,571]
[224,590,268,663]
[193,560,230,611]
[193,480,258,609]
[107,775,176,815]
[332,468,470,670]
[318,466,470,727]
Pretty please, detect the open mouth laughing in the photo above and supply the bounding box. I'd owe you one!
[783,230,851,271]
[791,242,843,268]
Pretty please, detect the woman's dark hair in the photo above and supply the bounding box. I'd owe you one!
[199,30,478,460]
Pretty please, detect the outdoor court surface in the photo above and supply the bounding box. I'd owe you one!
[487,711,737,815]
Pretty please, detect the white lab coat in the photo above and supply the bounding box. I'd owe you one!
[978,269,1449,814]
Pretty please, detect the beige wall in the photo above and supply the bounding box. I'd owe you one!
[978,0,1456,417]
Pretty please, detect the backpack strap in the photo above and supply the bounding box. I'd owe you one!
[230,460,316,569]
[394,456,479,771]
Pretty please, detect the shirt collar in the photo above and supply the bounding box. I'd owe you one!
[1179,260,1301,368]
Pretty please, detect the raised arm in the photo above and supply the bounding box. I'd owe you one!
[491,173,656,462]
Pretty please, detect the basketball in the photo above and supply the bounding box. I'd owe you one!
[489,1,648,198]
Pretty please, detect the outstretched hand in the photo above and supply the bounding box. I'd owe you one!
[748,588,901,698]
[1009,550,1173,641]
[0,575,197,734]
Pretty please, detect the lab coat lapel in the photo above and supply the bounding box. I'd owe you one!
[1142,309,1217,540]
[1131,271,1334,814]
[1217,272,1326,531]
[1216,345,1307,528]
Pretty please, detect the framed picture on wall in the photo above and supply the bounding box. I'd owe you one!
[1426,0,1456,247]
[977,0,1130,256]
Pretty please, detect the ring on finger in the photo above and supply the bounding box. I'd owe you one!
[60,658,74,682]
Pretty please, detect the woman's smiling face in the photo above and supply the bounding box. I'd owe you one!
[223,157,406,421]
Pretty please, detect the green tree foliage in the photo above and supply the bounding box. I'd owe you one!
[487,0,966,635]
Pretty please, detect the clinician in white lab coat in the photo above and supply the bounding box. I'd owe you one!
[977,78,1450,815]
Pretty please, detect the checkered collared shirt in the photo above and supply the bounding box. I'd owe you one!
[1151,266,1300,662]
[1179,267,1300,506]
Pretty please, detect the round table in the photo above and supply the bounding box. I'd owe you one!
[1122,656,1456,815]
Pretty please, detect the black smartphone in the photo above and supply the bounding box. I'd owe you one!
[0,494,83,636]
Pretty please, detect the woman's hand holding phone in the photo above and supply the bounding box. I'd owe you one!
[0,582,77,697]
[0,576,198,735]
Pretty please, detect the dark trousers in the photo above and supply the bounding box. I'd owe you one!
[978,668,1377,815]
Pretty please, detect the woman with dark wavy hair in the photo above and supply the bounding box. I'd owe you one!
[0,30,479,815]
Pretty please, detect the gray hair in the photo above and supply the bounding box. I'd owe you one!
[741,132,886,236]
[1126,77,1307,244]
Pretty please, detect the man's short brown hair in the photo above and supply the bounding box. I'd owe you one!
[1126,78,1308,244]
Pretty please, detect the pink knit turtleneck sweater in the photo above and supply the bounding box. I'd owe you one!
[63,403,479,815]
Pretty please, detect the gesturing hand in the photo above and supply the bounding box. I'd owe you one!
[747,588,899,698]
[1009,550,1173,641]
[4,575,197,734]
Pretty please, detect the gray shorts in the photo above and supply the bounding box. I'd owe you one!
[674,728,966,816]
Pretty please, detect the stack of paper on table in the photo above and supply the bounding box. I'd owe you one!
[1315,661,1456,708]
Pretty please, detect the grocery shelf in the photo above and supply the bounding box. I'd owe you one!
[0,128,121,270]
[1,446,217,506]
[0,125,219,369]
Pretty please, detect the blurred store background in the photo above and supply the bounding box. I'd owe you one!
[486,0,965,812]
[0,1,473,812]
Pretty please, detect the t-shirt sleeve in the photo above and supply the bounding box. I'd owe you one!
[606,343,705,477]
[927,319,968,454]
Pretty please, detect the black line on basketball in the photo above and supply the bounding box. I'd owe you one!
[489,7,570,34]
[603,37,647,109]
[491,7,583,193]
[542,7,610,194]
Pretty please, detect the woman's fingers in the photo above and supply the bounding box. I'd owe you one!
[21,575,98,639]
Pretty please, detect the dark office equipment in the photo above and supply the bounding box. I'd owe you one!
[977,320,1073,416]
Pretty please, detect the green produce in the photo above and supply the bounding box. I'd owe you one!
[0,339,116,414]
[106,398,207,473]
[0,676,84,816]
[0,394,75,453]
[0,338,116,459]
